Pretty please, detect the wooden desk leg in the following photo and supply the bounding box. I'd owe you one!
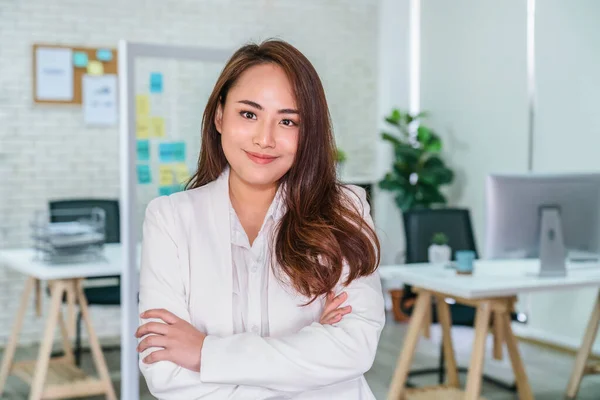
[66,282,77,339]
[387,291,432,400]
[493,311,504,361]
[502,312,534,400]
[29,280,65,400]
[435,296,459,387]
[0,277,35,396]
[566,289,600,399]
[75,279,117,400]
[34,279,42,318]
[422,301,432,339]
[464,301,491,400]
[57,309,75,364]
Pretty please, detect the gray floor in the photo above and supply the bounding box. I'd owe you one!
[2,314,600,399]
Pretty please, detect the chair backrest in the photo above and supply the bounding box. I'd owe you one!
[48,199,120,244]
[403,208,478,263]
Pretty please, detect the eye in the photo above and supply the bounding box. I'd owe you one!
[280,119,298,127]
[240,111,256,120]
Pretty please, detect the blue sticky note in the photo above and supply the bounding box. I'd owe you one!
[137,164,152,184]
[96,49,113,62]
[172,142,186,162]
[158,185,182,197]
[159,142,174,162]
[159,142,185,162]
[137,140,150,161]
[73,52,88,67]
[150,72,163,93]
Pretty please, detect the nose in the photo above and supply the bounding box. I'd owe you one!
[253,120,276,149]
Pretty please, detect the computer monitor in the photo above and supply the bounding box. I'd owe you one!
[485,173,600,275]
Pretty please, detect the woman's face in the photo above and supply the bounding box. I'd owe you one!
[215,63,300,189]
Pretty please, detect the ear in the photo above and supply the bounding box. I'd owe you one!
[214,103,223,134]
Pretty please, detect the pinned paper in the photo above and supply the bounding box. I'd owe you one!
[137,140,150,161]
[136,94,150,116]
[137,164,152,184]
[158,185,181,197]
[35,47,74,101]
[82,75,117,126]
[173,163,189,184]
[96,49,113,62]
[136,117,150,139]
[73,52,88,67]
[87,60,104,76]
[159,165,174,186]
[150,116,165,138]
[150,72,163,93]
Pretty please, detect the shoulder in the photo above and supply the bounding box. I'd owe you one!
[145,180,218,221]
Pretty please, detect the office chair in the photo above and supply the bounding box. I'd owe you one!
[48,199,121,366]
[400,208,517,391]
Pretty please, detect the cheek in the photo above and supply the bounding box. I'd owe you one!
[279,132,299,158]
[220,118,253,147]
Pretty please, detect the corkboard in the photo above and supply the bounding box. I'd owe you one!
[32,43,118,105]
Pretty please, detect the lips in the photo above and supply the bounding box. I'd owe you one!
[245,151,278,165]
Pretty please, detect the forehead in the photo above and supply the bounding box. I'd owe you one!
[229,63,297,107]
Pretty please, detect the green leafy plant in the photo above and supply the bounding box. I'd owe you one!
[379,109,454,211]
[335,148,347,164]
[431,232,449,246]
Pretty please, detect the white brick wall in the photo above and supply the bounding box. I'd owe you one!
[0,0,379,345]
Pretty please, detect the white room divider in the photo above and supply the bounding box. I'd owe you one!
[118,40,231,400]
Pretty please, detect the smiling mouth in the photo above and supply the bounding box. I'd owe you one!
[245,151,278,165]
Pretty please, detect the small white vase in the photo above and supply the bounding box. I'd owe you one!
[428,244,451,264]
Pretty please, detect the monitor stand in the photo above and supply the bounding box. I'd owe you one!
[538,206,567,277]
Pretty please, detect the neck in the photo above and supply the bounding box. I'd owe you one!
[228,170,278,213]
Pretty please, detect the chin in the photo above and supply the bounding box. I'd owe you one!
[235,164,290,188]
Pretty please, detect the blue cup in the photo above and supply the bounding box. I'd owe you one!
[455,250,476,274]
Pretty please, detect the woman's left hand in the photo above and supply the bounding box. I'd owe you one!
[136,309,206,372]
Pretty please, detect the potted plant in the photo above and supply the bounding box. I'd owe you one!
[428,232,451,264]
[378,109,454,211]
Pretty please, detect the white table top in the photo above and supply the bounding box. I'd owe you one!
[378,258,600,299]
[0,244,138,280]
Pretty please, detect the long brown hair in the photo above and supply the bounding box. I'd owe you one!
[187,39,380,302]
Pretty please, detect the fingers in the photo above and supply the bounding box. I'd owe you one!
[135,322,169,338]
[142,349,170,364]
[322,292,348,316]
[320,305,352,325]
[140,308,179,324]
[137,334,170,353]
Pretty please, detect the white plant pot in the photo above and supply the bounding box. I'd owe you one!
[428,244,451,264]
[336,162,345,179]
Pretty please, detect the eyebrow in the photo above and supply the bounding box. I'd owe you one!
[237,99,299,115]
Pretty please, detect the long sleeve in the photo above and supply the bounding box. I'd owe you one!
[199,187,386,392]
[138,197,284,399]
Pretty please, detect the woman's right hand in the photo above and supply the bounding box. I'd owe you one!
[320,291,352,325]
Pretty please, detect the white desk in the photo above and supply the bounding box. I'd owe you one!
[0,244,127,280]
[0,245,129,400]
[382,259,600,400]
[379,259,600,298]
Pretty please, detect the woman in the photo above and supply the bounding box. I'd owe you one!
[135,39,385,399]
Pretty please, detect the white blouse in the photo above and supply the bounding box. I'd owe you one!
[230,186,284,337]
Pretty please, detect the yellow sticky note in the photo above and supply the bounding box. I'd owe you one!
[87,60,104,76]
[159,165,174,186]
[136,117,150,139]
[136,95,150,116]
[173,163,189,184]
[151,117,165,138]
